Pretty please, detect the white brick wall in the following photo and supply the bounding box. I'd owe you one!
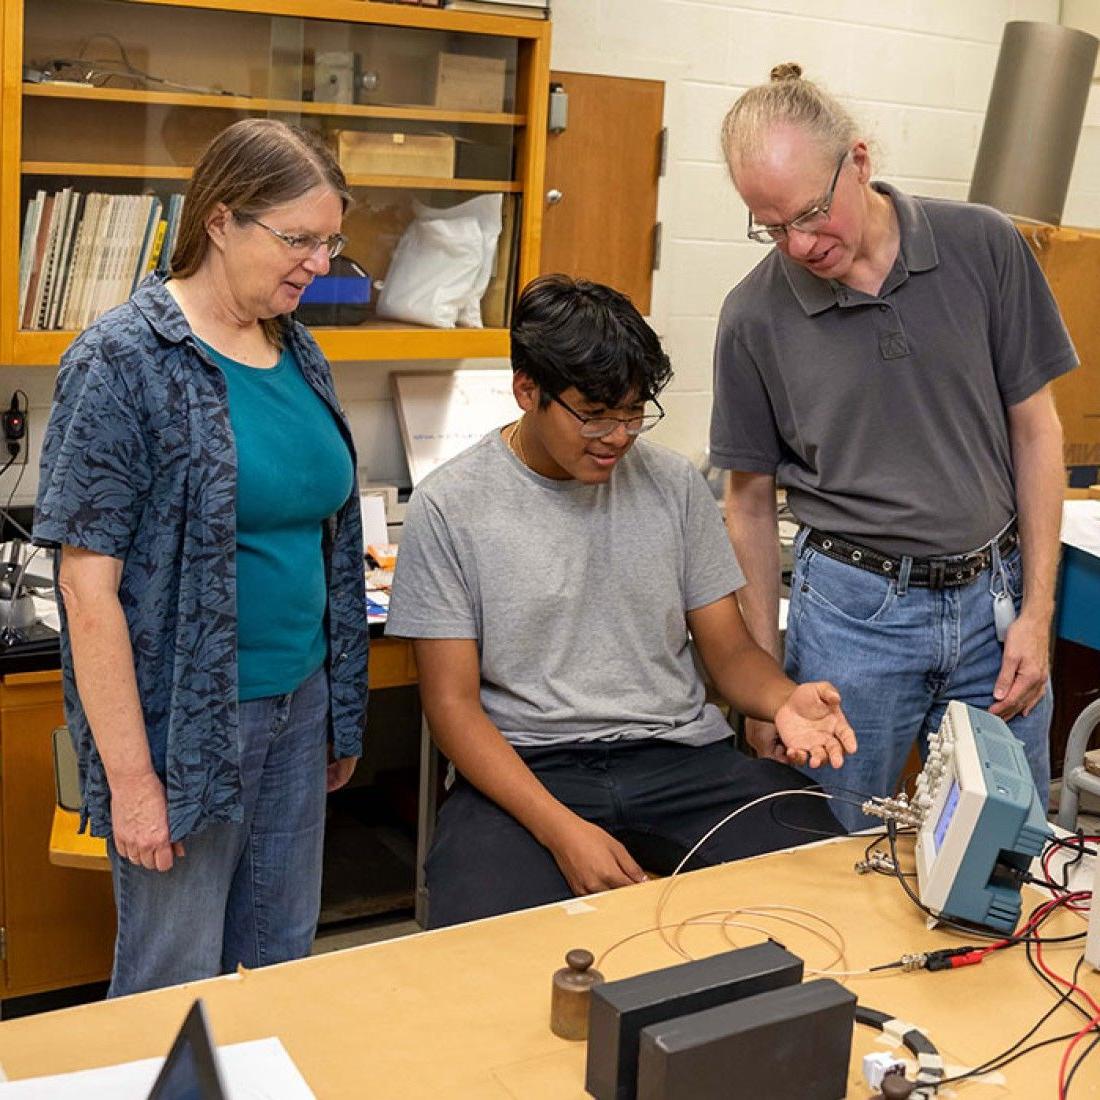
[551,0,1100,465]
[10,1,1099,502]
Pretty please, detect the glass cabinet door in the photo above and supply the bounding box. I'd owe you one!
[7,0,548,363]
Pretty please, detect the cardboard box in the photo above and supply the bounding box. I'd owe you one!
[1020,223,1100,469]
[434,53,507,113]
[335,131,455,178]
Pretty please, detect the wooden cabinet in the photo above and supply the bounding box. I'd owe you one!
[0,671,115,1001]
[0,638,423,1002]
[0,0,550,365]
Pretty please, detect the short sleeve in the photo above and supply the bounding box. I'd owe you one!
[990,218,1078,407]
[35,349,151,559]
[708,316,783,473]
[682,465,745,611]
[385,487,478,639]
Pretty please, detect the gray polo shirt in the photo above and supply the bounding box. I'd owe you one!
[709,183,1077,557]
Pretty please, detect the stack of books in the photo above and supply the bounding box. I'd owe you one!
[17,190,184,332]
[442,0,549,18]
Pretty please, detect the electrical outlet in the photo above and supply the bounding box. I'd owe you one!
[2,394,28,467]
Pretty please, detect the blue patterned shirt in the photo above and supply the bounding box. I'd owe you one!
[35,276,369,840]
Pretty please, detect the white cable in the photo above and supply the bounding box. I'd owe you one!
[669,788,837,878]
[655,789,838,957]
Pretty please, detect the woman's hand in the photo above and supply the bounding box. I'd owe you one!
[774,682,858,769]
[326,754,358,792]
[110,772,184,872]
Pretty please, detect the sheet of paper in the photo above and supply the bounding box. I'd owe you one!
[0,1037,314,1099]
[359,492,389,549]
[1062,499,1100,558]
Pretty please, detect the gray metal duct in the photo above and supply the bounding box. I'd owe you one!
[969,20,1098,226]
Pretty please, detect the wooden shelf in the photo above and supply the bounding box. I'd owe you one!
[23,83,526,128]
[21,162,193,180]
[12,325,510,366]
[345,175,521,192]
[121,0,550,37]
[21,162,521,192]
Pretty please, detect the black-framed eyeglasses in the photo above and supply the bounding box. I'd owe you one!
[236,213,347,260]
[549,392,665,438]
[747,150,849,244]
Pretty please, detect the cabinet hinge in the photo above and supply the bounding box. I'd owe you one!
[652,222,663,272]
[658,127,668,178]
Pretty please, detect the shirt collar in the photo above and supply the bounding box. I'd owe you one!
[779,180,940,316]
[130,274,193,344]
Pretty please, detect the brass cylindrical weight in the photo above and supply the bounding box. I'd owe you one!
[550,949,604,1040]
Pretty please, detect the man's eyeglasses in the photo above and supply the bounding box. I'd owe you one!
[237,213,347,260]
[549,392,665,438]
[747,150,848,244]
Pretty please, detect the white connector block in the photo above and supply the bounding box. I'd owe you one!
[863,1050,906,1089]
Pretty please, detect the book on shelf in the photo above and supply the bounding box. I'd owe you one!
[48,191,85,331]
[21,192,55,330]
[17,190,46,323]
[442,0,549,17]
[156,193,185,279]
[17,189,184,332]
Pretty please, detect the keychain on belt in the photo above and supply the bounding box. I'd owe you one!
[989,536,1017,643]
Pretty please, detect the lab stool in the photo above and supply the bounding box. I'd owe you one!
[1055,698,1100,831]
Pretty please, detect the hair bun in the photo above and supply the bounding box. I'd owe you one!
[769,62,803,82]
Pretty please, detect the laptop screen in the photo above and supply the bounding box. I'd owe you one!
[146,1001,229,1100]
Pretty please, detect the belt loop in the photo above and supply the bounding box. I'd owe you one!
[897,555,913,597]
[793,525,811,559]
[928,559,946,589]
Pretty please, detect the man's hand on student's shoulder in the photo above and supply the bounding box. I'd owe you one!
[774,683,858,769]
[546,815,649,897]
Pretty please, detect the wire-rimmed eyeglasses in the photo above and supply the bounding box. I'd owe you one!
[747,150,849,244]
[237,213,347,260]
[549,392,665,438]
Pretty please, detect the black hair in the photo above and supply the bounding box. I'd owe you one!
[509,275,673,408]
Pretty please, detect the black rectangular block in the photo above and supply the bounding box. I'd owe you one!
[635,978,856,1100]
[584,942,804,1100]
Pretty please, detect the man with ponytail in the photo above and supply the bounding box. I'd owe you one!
[711,64,1076,830]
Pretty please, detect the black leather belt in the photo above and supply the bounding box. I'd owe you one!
[804,521,1018,589]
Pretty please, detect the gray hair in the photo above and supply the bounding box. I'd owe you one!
[721,62,859,172]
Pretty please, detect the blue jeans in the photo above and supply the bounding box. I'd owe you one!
[107,665,329,997]
[784,531,1051,831]
[424,738,843,928]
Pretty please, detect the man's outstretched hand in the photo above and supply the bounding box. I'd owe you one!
[774,682,857,769]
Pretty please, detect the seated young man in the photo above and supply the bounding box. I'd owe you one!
[386,275,857,929]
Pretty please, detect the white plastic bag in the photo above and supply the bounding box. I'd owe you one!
[376,194,503,329]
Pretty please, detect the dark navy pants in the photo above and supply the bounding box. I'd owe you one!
[424,737,844,928]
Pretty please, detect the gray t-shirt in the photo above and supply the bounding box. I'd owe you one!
[709,183,1078,557]
[386,432,744,747]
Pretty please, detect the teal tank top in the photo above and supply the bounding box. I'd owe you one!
[199,339,354,701]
